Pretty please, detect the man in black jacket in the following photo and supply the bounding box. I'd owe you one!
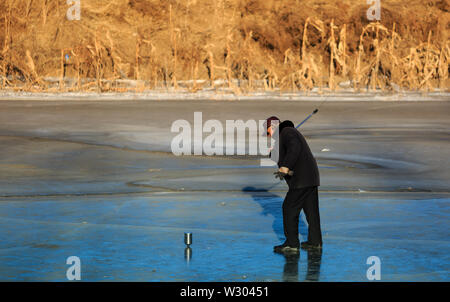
[266,116,323,253]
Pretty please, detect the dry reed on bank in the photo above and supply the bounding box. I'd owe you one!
[0,0,448,93]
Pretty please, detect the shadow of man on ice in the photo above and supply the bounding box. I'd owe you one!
[242,186,308,242]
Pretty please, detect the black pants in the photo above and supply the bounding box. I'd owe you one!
[282,186,322,247]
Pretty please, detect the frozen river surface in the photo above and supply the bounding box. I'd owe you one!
[0,98,449,281]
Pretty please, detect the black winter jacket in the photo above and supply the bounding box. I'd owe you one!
[275,121,320,189]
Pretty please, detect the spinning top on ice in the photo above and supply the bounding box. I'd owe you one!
[184,232,192,246]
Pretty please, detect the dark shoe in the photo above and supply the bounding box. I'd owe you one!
[301,241,322,250]
[274,243,299,253]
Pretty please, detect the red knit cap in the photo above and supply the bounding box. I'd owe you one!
[265,116,280,130]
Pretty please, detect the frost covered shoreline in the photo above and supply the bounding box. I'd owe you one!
[0,88,449,102]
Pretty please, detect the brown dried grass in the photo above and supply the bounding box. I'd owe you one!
[0,0,448,93]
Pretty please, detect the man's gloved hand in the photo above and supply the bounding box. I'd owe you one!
[274,167,294,180]
[274,171,287,180]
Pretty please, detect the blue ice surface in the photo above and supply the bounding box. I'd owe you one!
[0,191,448,281]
